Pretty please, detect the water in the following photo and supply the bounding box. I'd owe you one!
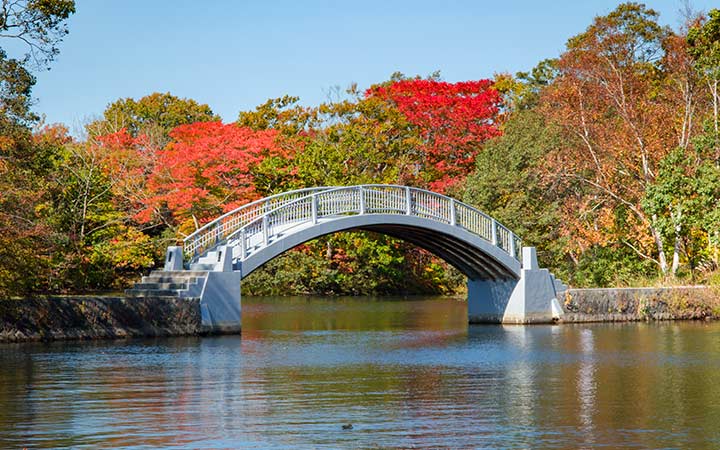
[2,296,720,449]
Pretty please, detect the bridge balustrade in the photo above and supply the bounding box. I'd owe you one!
[183,185,522,264]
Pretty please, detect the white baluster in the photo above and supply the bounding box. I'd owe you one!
[405,187,412,215]
[449,199,456,226]
[240,228,246,260]
[358,186,365,215]
[262,215,269,246]
[311,194,318,224]
[491,219,498,246]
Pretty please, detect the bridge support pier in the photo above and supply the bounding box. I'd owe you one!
[196,246,242,334]
[468,247,564,324]
[199,271,242,334]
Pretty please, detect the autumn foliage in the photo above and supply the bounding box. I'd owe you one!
[368,79,502,191]
[3,2,720,297]
[137,122,291,233]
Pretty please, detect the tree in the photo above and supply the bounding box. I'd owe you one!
[642,143,720,278]
[136,121,292,235]
[0,0,75,69]
[662,27,702,153]
[539,2,692,275]
[494,59,559,113]
[49,131,157,290]
[0,48,36,130]
[367,78,502,192]
[294,85,419,188]
[237,94,318,137]
[464,110,566,273]
[86,92,219,149]
[0,0,75,295]
[688,8,720,163]
[0,0,75,164]
[0,126,61,295]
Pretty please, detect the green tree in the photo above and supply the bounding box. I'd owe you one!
[0,0,75,68]
[642,131,720,278]
[0,126,62,295]
[296,88,418,187]
[237,94,318,137]
[493,59,559,113]
[643,149,720,278]
[42,129,160,291]
[86,92,219,148]
[463,110,568,276]
[0,0,75,295]
[0,48,36,129]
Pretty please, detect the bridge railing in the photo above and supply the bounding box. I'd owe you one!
[186,185,522,264]
[183,186,334,258]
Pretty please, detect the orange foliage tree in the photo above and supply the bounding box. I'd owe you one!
[539,3,707,274]
[136,121,293,235]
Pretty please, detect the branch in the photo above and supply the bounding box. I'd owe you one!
[563,172,646,221]
[622,239,659,265]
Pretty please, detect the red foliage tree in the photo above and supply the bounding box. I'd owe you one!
[367,79,502,192]
[137,121,291,234]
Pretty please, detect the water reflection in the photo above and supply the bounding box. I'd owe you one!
[1,297,720,448]
[577,328,596,447]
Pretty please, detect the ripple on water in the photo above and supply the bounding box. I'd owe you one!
[1,297,720,448]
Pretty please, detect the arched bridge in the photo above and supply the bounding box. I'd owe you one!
[127,185,566,332]
[184,185,522,280]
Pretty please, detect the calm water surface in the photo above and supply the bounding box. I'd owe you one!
[2,296,720,449]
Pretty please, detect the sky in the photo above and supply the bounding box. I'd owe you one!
[19,0,720,133]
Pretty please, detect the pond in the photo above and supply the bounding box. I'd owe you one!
[1,296,720,448]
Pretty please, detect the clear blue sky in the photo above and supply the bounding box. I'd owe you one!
[25,0,718,132]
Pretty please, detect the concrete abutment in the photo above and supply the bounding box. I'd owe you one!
[468,247,564,324]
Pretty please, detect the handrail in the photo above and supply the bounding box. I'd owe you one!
[184,184,522,262]
[185,186,334,238]
[183,186,336,257]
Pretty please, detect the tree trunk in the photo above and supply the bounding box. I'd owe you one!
[711,78,719,165]
[650,215,668,274]
[671,231,681,276]
[671,208,682,276]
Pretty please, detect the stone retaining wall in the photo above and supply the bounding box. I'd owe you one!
[3,287,719,343]
[0,296,202,343]
[562,286,720,322]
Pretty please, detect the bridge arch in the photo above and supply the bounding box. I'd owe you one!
[237,214,520,280]
[182,185,522,280]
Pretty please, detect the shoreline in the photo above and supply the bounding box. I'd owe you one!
[1,286,718,343]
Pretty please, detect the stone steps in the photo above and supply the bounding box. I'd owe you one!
[133,282,188,290]
[125,270,208,299]
[142,275,202,284]
[190,263,217,271]
[148,270,209,277]
[550,272,568,295]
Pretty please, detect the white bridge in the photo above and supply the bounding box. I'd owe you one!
[128,185,565,332]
